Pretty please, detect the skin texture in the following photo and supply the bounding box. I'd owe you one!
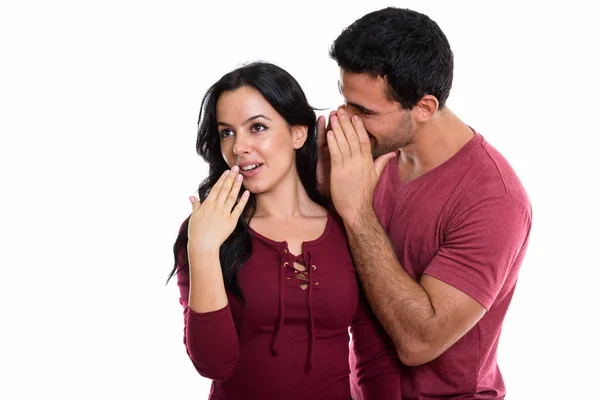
[321,69,486,366]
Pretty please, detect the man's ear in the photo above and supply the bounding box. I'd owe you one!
[413,94,439,122]
[291,125,308,149]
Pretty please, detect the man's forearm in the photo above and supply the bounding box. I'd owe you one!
[345,210,437,365]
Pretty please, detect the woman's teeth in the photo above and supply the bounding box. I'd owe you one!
[241,164,260,171]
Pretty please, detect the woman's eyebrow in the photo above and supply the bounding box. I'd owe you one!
[217,114,272,126]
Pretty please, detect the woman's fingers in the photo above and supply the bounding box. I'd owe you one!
[224,173,244,212]
[231,190,250,221]
[197,166,248,221]
[205,169,231,203]
[215,165,240,205]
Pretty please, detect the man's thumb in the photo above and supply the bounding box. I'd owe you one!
[374,152,396,178]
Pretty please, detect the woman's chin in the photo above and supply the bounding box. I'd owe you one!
[242,184,265,196]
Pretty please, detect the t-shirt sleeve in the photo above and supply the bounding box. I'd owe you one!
[349,290,402,400]
[175,223,240,381]
[424,194,531,310]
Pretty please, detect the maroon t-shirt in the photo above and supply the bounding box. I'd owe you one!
[351,132,532,399]
[176,213,402,400]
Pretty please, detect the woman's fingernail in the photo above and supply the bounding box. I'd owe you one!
[189,196,195,204]
[232,165,239,173]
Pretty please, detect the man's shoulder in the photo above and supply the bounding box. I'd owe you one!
[467,134,530,208]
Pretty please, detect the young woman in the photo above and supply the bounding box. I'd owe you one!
[167,62,401,400]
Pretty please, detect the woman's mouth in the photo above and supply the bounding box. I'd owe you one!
[239,163,264,177]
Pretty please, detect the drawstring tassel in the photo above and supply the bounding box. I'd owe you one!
[305,250,315,372]
[271,249,286,356]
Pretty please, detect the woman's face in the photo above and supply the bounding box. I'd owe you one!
[216,86,307,194]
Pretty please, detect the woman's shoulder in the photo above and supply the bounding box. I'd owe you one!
[316,210,348,247]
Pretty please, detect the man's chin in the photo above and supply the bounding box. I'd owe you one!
[371,145,384,158]
[369,137,378,157]
[372,146,396,159]
[370,137,396,158]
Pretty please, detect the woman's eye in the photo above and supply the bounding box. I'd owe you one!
[220,129,234,138]
[251,124,267,133]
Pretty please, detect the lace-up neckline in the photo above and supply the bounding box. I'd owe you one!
[247,214,332,372]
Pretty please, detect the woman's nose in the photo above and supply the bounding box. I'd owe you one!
[233,134,251,156]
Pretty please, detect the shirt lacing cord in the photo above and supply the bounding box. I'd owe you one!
[305,249,315,372]
[271,249,286,356]
[270,248,316,372]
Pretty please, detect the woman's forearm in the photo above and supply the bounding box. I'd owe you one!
[187,247,229,313]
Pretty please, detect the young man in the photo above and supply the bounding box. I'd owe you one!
[317,7,532,399]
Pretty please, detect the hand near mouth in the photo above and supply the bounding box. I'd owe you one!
[187,165,250,254]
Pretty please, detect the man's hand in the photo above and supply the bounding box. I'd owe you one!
[316,111,337,197]
[326,108,395,226]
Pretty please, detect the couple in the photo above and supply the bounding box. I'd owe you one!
[167,7,532,400]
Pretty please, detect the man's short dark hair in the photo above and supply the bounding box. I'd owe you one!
[330,7,454,109]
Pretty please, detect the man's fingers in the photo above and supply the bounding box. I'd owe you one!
[350,114,373,157]
[317,115,325,137]
[324,110,337,137]
[328,110,337,128]
[337,109,361,156]
[326,130,343,165]
[317,115,328,150]
[330,115,351,160]
[317,111,338,149]
[374,152,397,178]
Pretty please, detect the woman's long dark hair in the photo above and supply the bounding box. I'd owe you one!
[166,62,328,299]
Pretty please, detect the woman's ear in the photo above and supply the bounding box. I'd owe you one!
[291,125,308,149]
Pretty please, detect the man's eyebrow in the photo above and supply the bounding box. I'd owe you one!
[217,114,272,126]
[346,101,378,115]
[337,80,378,115]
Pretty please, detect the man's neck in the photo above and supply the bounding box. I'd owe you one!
[397,108,474,183]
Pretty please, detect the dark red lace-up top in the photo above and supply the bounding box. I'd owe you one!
[176,213,402,400]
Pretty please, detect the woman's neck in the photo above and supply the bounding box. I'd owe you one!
[253,174,318,220]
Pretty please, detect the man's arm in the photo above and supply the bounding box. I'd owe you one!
[325,109,530,366]
[322,109,481,365]
[345,210,485,366]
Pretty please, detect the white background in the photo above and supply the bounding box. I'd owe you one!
[1,1,598,399]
